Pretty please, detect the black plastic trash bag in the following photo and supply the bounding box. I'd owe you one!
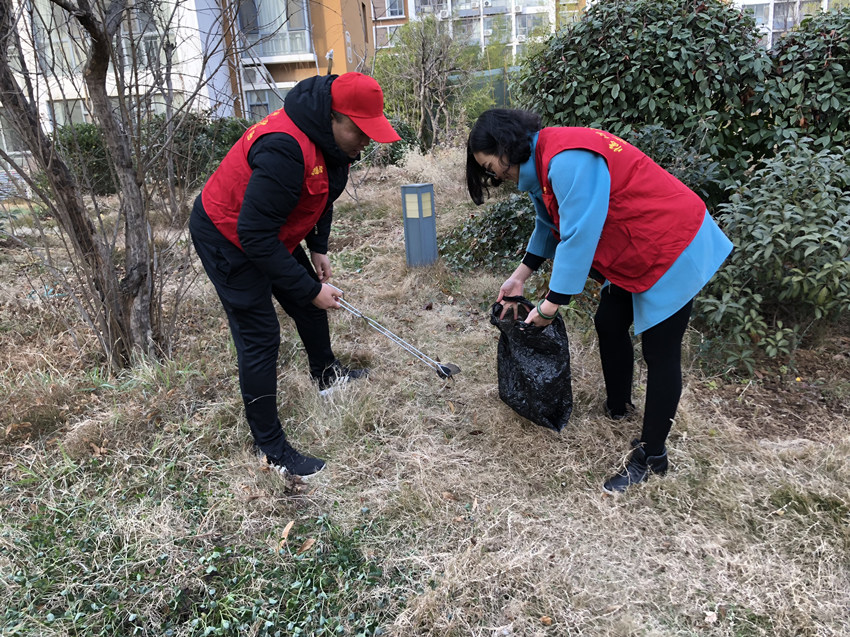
[489,295,573,432]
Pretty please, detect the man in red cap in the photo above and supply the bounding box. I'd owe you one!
[190,73,400,477]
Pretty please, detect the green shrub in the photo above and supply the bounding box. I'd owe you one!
[763,9,850,149]
[208,116,252,165]
[696,140,850,373]
[516,0,773,203]
[439,193,535,274]
[52,123,115,195]
[359,118,418,168]
[50,115,249,199]
[143,113,250,189]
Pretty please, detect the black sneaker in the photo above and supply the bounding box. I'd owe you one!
[313,360,369,396]
[602,439,668,494]
[603,400,637,421]
[266,440,326,478]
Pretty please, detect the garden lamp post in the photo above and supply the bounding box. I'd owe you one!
[401,183,438,267]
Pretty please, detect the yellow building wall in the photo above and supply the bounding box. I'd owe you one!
[310,0,374,73]
[268,0,374,84]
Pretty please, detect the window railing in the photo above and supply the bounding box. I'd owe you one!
[241,30,312,59]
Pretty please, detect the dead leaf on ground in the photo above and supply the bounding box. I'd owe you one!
[5,422,32,436]
[297,538,316,554]
[277,521,295,551]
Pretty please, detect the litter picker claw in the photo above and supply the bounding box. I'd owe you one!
[329,285,461,380]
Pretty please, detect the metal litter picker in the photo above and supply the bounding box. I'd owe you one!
[329,285,461,380]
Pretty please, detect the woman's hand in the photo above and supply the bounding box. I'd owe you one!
[496,263,535,320]
[525,299,559,326]
[496,277,524,319]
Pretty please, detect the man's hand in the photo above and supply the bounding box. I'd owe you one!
[312,283,342,310]
[311,252,332,283]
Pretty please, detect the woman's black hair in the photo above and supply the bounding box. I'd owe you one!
[466,108,542,205]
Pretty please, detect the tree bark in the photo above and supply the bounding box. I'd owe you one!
[70,0,154,357]
[0,0,132,366]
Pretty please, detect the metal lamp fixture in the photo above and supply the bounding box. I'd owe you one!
[401,183,438,267]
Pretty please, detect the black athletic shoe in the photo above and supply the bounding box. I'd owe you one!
[266,440,325,477]
[313,360,369,396]
[603,400,637,421]
[602,439,668,494]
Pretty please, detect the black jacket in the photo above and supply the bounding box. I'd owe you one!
[196,74,355,303]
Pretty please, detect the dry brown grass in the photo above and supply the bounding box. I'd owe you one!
[1,149,849,636]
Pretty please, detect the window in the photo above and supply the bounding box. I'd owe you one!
[772,1,796,32]
[387,0,405,17]
[121,30,164,70]
[239,0,312,58]
[245,89,286,120]
[31,0,86,76]
[453,17,480,44]
[0,109,26,154]
[375,24,400,48]
[415,0,447,14]
[48,99,91,127]
[133,2,165,69]
[800,0,823,13]
[743,3,770,26]
[740,0,829,47]
[516,12,548,39]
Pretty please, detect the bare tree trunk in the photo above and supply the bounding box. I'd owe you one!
[63,0,154,357]
[0,0,132,366]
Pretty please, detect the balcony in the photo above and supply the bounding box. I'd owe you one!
[241,30,313,63]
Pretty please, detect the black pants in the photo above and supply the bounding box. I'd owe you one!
[594,283,693,456]
[189,202,335,459]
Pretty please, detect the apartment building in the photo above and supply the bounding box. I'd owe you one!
[199,0,379,118]
[374,0,838,51]
[394,0,582,55]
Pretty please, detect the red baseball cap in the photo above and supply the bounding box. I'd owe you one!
[331,73,401,143]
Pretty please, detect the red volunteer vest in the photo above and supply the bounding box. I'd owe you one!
[535,128,705,293]
[201,108,329,253]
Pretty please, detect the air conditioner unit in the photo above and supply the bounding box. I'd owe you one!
[483,0,492,6]
[438,9,450,18]
[483,28,493,36]
[514,5,522,11]
[516,34,526,42]
[471,1,479,7]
